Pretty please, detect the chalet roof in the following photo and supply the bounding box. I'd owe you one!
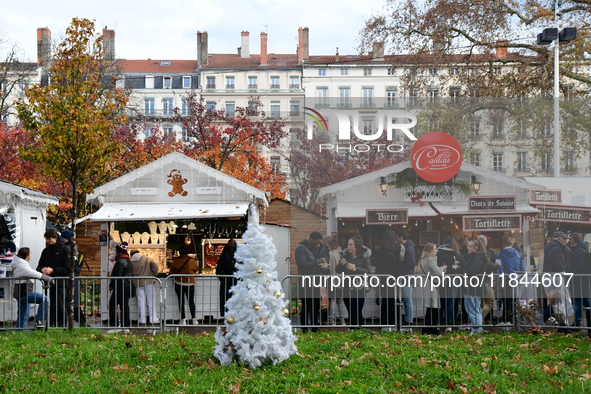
[117,59,198,74]
[201,54,300,70]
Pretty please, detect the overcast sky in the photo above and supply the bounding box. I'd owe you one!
[1,0,386,62]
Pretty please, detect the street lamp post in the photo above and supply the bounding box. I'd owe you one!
[536,1,577,177]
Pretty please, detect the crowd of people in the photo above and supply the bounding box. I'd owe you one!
[10,227,590,334]
[294,229,591,336]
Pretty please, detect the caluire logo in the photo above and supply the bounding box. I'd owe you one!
[410,132,463,183]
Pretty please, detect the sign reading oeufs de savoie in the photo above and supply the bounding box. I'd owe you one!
[468,195,516,212]
[463,215,522,232]
[366,209,408,225]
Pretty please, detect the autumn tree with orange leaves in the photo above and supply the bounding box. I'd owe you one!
[17,18,129,329]
[173,92,286,198]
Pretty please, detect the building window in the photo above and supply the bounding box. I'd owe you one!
[144,98,155,116]
[290,76,300,88]
[516,119,528,138]
[162,98,174,116]
[316,87,328,108]
[363,68,372,76]
[206,76,216,89]
[543,123,553,137]
[270,156,281,174]
[206,102,216,111]
[450,87,461,104]
[144,125,155,138]
[270,103,281,119]
[408,88,419,107]
[225,102,235,118]
[470,117,481,138]
[564,150,576,172]
[428,87,439,103]
[182,76,191,89]
[163,76,172,89]
[386,87,398,108]
[318,69,327,76]
[226,76,235,89]
[388,68,396,76]
[472,151,481,167]
[541,152,553,172]
[517,150,528,172]
[270,76,280,89]
[163,125,174,137]
[362,117,375,135]
[493,152,504,172]
[289,102,300,116]
[362,86,374,108]
[145,75,154,89]
[451,68,460,76]
[429,68,438,76]
[181,127,189,142]
[338,87,351,108]
[248,76,257,89]
[494,67,502,75]
[181,98,189,116]
[341,69,349,76]
[492,117,504,138]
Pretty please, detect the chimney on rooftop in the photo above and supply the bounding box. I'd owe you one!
[37,27,51,67]
[297,27,309,65]
[197,31,208,66]
[239,31,250,58]
[102,27,115,60]
[372,42,384,59]
[260,32,268,66]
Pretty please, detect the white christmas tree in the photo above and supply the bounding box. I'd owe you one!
[214,205,297,369]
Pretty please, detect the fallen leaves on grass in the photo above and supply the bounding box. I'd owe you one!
[543,365,559,376]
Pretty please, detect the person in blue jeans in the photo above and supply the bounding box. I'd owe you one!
[12,247,51,328]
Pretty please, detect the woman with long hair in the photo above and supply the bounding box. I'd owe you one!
[418,243,445,335]
[109,242,134,327]
[335,236,372,328]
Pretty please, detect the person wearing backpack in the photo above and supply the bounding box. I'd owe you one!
[569,232,591,329]
[60,230,90,327]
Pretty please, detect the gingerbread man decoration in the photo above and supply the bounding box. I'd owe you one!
[167,169,188,197]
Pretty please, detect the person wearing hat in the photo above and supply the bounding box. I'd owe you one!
[60,230,89,327]
[109,242,134,327]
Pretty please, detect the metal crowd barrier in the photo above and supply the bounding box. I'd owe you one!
[0,273,589,335]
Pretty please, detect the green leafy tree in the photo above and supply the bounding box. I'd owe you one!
[17,17,129,329]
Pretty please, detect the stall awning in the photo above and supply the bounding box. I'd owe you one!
[335,202,540,219]
[89,203,249,221]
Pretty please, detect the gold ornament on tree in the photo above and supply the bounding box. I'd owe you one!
[282,308,289,317]
[274,291,282,298]
[256,269,263,274]
[254,305,260,311]
[226,316,235,325]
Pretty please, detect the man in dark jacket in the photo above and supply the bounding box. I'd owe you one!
[295,232,327,332]
[569,233,591,327]
[397,230,415,326]
[543,231,572,332]
[216,239,238,318]
[37,229,71,327]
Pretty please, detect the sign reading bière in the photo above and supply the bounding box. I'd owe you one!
[463,215,521,232]
[366,209,408,225]
[468,195,516,212]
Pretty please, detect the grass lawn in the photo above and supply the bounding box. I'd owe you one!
[1,329,590,393]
